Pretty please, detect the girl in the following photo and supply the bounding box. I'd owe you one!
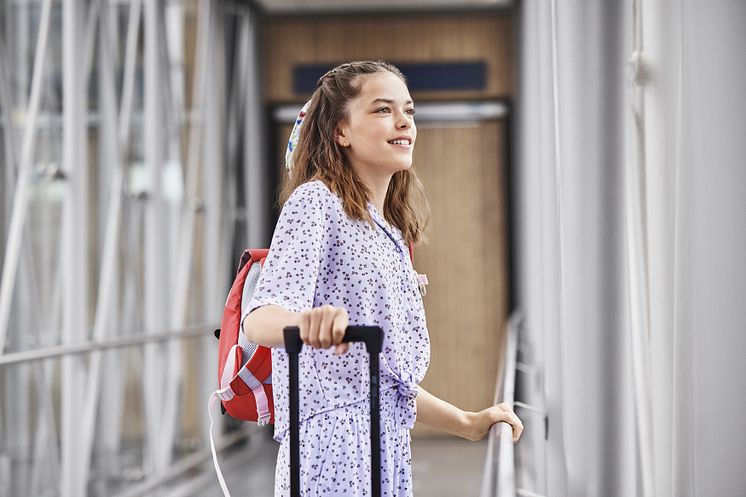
[243,60,523,496]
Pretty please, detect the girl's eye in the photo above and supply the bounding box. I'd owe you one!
[375,107,415,116]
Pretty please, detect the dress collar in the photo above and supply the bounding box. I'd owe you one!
[367,203,405,249]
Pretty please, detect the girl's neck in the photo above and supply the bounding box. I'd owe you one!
[370,186,388,216]
[353,167,391,216]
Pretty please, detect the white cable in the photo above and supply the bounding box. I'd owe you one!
[207,394,233,497]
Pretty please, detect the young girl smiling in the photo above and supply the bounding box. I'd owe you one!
[243,60,522,496]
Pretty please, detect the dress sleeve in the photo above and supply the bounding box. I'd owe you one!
[245,183,328,316]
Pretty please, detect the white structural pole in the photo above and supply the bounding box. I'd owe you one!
[119,0,142,144]
[244,10,267,248]
[0,0,53,354]
[157,3,185,468]
[163,1,186,165]
[93,7,124,473]
[82,1,101,96]
[143,0,170,475]
[77,0,139,486]
[545,1,569,494]
[99,0,142,482]
[175,0,218,450]
[202,0,225,368]
[14,0,30,110]
[158,0,212,466]
[0,45,18,244]
[201,4,229,454]
[61,0,89,495]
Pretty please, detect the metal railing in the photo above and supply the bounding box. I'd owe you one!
[0,324,214,367]
[0,323,255,497]
[479,312,547,497]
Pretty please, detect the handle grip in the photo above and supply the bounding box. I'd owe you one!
[283,325,383,354]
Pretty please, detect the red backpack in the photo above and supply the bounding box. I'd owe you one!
[208,249,273,496]
[212,248,274,424]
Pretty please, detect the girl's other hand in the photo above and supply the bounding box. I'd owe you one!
[465,403,524,443]
[299,305,350,355]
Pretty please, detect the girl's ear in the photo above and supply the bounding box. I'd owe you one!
[334,123,350,148]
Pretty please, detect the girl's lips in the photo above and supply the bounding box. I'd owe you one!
[389,142,411,148]
[388,139,413,150]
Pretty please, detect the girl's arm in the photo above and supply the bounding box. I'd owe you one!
[415,387,523,443]
[243,304,351,354]
[242,304,301,348]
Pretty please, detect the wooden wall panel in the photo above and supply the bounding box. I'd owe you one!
[411,121,508,437]
[263,14,514,102]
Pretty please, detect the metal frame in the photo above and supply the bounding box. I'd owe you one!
[0,0,53,354]
[0,1,261,495]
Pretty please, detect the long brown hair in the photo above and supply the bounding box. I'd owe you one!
[278,60,430,245]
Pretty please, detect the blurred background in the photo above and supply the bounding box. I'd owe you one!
[1,0,744,496]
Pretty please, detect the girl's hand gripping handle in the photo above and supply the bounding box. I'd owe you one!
[284,325,383,354]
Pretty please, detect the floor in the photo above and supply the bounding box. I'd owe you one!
[176,431,488,497]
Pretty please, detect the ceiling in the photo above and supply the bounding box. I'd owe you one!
[253,0,512,14]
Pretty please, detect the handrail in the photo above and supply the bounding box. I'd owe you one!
[0,324,215,366]
[479,311,522,497]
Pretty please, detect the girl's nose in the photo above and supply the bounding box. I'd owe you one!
[397,113,412,129]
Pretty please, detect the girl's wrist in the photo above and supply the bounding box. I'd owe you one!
[459,410,477,441]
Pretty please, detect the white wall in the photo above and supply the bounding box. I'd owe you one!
[681,2,746,495]
[515,0,746,495]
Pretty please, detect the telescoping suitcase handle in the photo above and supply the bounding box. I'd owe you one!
[283,325,384,497]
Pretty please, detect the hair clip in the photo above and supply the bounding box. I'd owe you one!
[285,100,312,177]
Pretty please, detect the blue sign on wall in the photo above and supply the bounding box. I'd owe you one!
[293,62,487,95]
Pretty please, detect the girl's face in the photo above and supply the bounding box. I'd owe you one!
[335,71,416,181]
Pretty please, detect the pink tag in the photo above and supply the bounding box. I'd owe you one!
[416,273,428,297]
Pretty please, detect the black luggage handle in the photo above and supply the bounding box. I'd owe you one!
[283,325,384,354]
[283,325,383,497]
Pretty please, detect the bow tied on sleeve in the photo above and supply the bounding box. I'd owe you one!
[390,372,420,430]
